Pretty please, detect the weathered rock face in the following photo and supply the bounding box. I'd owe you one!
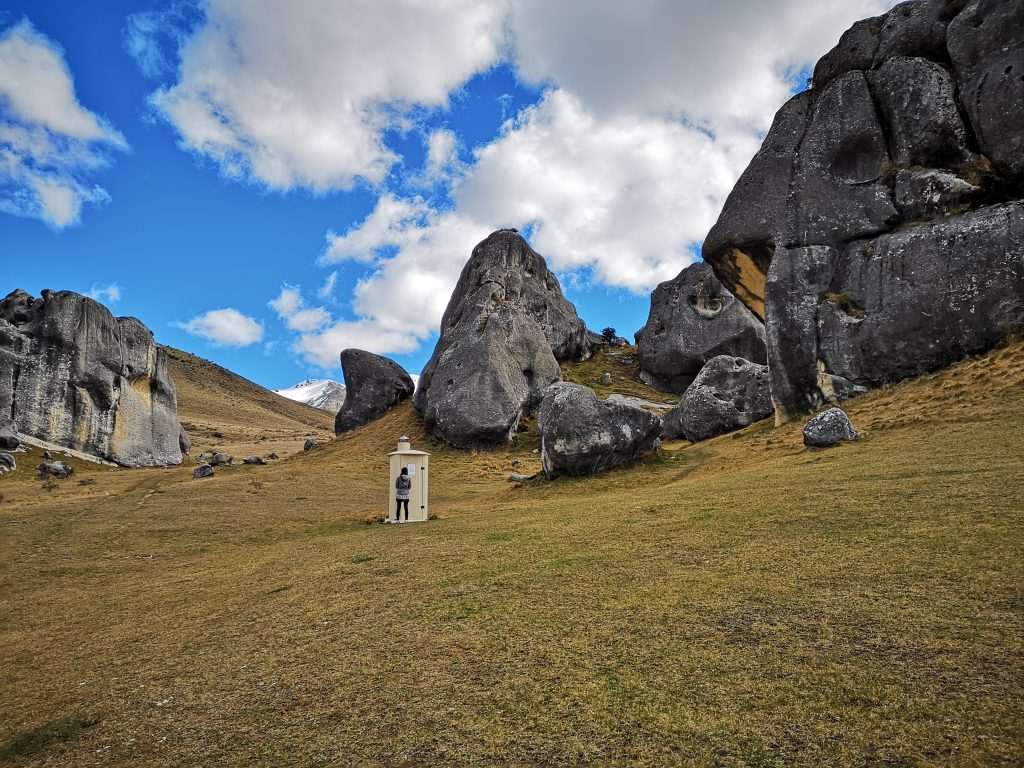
[0,289,183,466]
[703,0,1024,421]
[539,382,661,479]
[415,230,591,447]
[0,416,19,450]
[334,349,414,434]
[662,356,772,442]
[948,0,1024,181]
[636,263,766,394]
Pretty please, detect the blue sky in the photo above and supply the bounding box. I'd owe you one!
[0,0,893,390]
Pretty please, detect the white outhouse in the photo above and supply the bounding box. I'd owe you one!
[387,436,430,522]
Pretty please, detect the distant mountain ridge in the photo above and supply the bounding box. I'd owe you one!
[275,378,347,413]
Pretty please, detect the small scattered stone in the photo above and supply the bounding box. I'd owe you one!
[303,438,318,451]
[600,372,612,385]
[511,459,522,468]
[43,450,52,460]
[193,464,215,479]
[38,460,73,479]
[210,453,233,466]
[242,456,267,465]
[803,407,860,448]
[508,473,536,483]
[0,453,16,473]
[267,453,279,460]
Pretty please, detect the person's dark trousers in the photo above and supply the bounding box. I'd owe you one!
[395,499,409,520]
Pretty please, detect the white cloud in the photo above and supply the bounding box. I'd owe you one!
[317,270,337,300]
[178,308,264,347]
[86,283,122,305]
[142,0,507,191]
[0,21,127,228]
[147,1,899,361]
[297,195,485,368]
[268,285,331,333]
[268,286,302,317]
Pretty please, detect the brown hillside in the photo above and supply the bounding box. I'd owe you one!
[165,346,334,460]
[0,341,1021,766]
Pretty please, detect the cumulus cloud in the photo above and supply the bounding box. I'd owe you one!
[296,196,485,368]
[178,308,263,346]
[140,0,506,191]
[85,283,122,305]
[0,20,127,228]
[145,0,898,360]
[268,285,331,333]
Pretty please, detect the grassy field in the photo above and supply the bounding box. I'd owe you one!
[0,343,1022,766]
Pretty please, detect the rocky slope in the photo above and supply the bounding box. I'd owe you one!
[703,0,1024,422]
[0,289,183,466]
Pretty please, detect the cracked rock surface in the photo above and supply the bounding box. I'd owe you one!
[703,0,1024,421]
[0,288,183,466]
[415,230,591,447]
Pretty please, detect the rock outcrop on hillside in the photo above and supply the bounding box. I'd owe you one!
[661,355,772,442]
[0,289,183,466]
[703,0,1024,422]
[636,263,766,394]
[415,230,591,447]
[539,382,661,479]
[334,349,415,434]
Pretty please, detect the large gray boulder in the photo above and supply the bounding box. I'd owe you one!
[662,356,772,442]
[415,230,591,447]
[948,0,1024,181]
[803,408,860,448]
[0,289,183,466]
[334,349,414,434]
[539,382,661,479]
[818,203,1024,387]
[703,0,1024,421]
[636,263,766,394]
[765,204,1024,417]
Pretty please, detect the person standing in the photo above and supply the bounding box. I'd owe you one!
[395,467,412,522]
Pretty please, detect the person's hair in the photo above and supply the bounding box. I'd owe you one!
[400,467,408,475]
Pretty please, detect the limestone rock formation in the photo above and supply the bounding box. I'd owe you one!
[703,0,1024,421]
[415,230,591,447]
[636,263,766,394]
[0,416,19,450]
[803,408,860,448]
[334,349,415,434]
[662,356,772,442]
[539,382,661,479]
[38,460,73,479]
[0,289,183,466]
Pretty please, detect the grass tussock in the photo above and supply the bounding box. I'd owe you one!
[0,343,1021,765]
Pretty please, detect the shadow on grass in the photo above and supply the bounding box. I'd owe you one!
[0,716,100,761]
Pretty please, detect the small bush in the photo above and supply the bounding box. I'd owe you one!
[601,327,617,342]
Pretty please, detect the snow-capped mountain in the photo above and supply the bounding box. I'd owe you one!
[274,378,346,413]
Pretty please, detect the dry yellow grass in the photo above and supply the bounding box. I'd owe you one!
[165,346,334,461]
[0,343,1022,766]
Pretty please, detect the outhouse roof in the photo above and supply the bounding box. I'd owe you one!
[387,449,431,457]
